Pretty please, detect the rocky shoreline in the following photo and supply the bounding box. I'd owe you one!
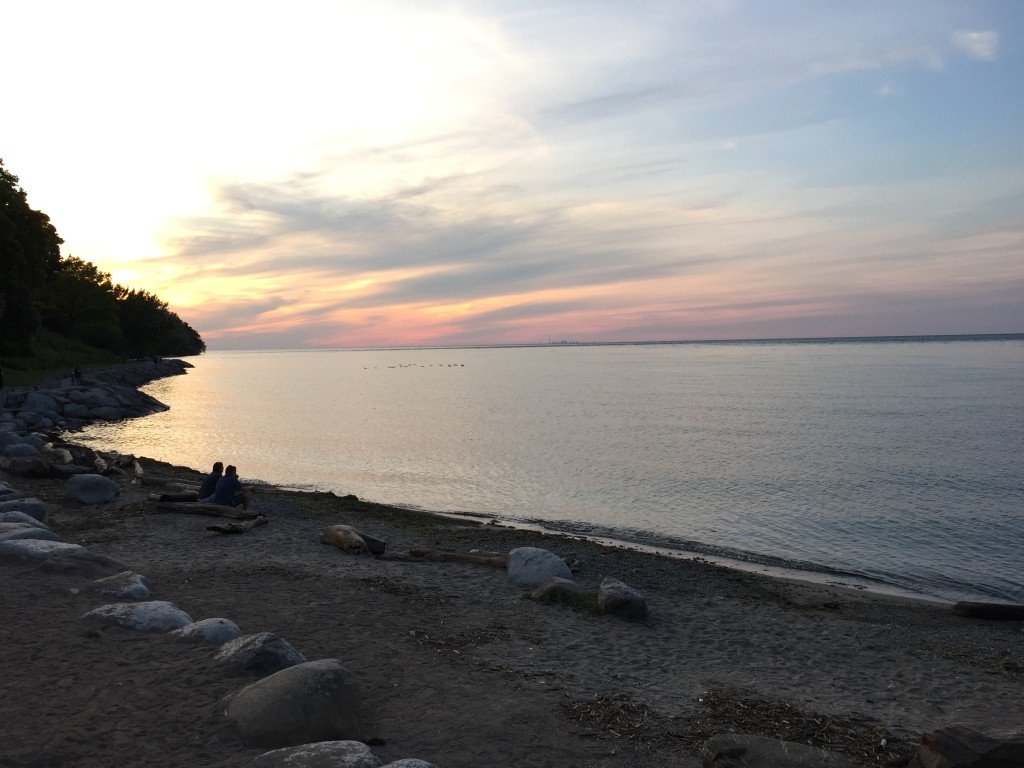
[2,360,1023,767]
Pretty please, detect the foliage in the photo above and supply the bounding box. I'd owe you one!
[0,158,205,364]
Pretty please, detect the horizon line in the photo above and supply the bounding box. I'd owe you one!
[203,331,1024,354]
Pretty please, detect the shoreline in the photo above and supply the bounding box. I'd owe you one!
[3,361,1023,766]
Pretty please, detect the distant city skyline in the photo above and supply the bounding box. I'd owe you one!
[5,1,1023,348]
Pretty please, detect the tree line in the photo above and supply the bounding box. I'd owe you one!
[0,159,205,359]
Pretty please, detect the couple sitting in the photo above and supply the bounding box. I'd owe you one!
[199,462,254,510]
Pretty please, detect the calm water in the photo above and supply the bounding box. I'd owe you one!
[78,337,1024,602]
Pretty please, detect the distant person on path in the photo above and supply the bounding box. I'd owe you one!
[198,461,224,502]
[214,465,253,510]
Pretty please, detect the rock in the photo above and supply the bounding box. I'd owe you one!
[251,740,381,767]
[82,601,193,631]
[89,406,125,420]
[507,546,573,589]
[43,447,74,464]
[62,403,91,419]
[215,632,308,675]
[382,761,438,768]
[21,392,59,415]
[0,498,49,522]
[174,618,243,645]
[952,601,1024,621]
[40,549,130,578]
[78,571,152,600]
[700,734,855,768]
[0,511,50,530]
[531,576,596,610]
[321,525,385,555]
[0,522,60,543]
[0,539,84,563]
[4,457,52,477]
[226,659,362,748]
[908,724,1024,768]
[4,443,39,457]
[0,432,25,449]
[66,473,120,504]
[50,464,95,479]
[598,577,648,621]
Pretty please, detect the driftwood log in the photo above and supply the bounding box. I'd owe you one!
[155,502,260,520]
[207,515,269,534]
[321,525,386,555]
[406,548,508,568]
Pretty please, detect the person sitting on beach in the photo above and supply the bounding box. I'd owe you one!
[213,465,253,510]
[197,461,223,502]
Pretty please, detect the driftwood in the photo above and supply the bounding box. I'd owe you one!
[407,548,508,568]
[321,525,386,555]
[155,502,259,520]
[156,492,199,503]
[207,515,269,534]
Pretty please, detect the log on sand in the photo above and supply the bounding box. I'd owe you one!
[406,548,508,568]
[155,502,260,520]
[207,515,269,534]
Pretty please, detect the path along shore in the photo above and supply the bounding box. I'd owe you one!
[1,360,1022,767]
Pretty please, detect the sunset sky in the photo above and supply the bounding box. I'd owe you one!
[5,1,1022,348]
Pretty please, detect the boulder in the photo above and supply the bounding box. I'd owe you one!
[20,392,59,416]
[507,546,572,589]
[66,474,120,504]
[251,740,381,768]
[43,447,74,464]
[0,511,50,530]
[4,458,52,478]
[174,618,243,645]
[382,761,438,768]
[0,432,25,449]
[77,571,152,600]
[215,632,307,675]
[40,549,130,578]
[62,403,91,419]
[0,539,84,564]
[531,576,596,610]
[908,724,1024,768]
[4,444,39,458]
[700,734,855,768]
[226,659,362,747]
[0,498,49,522]
[0,522,60,543]
[321,525,385,555]
[598,577,648,621]
[50,464,95,479]
[82,601,193,631]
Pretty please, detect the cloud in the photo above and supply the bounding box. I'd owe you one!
[952,30,999,61]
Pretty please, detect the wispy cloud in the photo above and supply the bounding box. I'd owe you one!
[952,30,999,61]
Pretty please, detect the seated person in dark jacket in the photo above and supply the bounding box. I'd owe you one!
[214,465,252,510]
[198,462,223,502]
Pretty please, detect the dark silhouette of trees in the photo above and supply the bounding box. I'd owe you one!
[0,159,205,359]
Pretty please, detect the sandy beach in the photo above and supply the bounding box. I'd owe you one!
[2,442,1023,767]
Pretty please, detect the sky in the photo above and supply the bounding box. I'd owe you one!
[3,0,1023,348]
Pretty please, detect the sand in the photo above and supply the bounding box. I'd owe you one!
[2,460,1023,768]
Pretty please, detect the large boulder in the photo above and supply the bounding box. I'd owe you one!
[66,473,120,504]
[700,734,855,768]
[0,498,49,522]
[0,539,84,564]
[174,618,243,646]
[908,724,1024,768]
[226,659,362,748]
[82,601,193,631]
[507,547,572,589]
[215,632,307,675]
[4,443,39,458]
[76,571,152,600]
[0,511,50,530]
[0,522,60,543]
[251,740,381,768]
[531,576,596,610]
[598,577,648,621]
[40,549,130,578]
[0,432,25,449]
[20,392,59,416]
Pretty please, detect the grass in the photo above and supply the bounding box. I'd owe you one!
[0,328,124,386]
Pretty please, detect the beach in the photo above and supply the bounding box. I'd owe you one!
[3,462,1024,767]
[2,364,1023,768]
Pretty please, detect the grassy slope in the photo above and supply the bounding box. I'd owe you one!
[0,328,124,386]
